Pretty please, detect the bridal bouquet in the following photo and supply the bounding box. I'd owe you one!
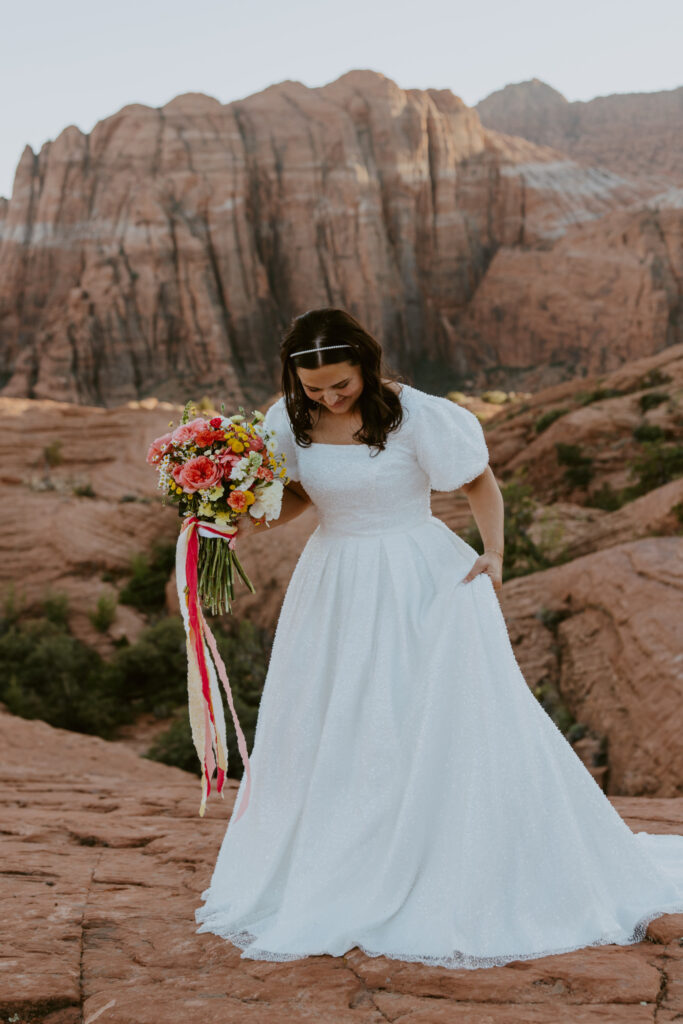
[145,400,290,817]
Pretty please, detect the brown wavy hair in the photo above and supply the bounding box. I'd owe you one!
[278,308,407,455]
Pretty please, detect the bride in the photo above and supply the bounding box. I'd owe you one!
[195,307,683,969]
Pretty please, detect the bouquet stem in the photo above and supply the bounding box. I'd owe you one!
[197,535,256,616]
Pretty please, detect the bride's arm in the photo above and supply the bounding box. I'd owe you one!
[459,467,505,591]
[237,481,312,537]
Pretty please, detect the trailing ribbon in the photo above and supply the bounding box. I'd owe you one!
[175,514,253,819]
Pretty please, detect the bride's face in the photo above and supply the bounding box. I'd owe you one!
[296,360,364,414]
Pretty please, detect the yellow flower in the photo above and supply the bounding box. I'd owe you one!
[231,441,245,453]
[279,468,286,477]
[243,490,255,505]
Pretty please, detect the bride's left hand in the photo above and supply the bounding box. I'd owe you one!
[461,551,503,593]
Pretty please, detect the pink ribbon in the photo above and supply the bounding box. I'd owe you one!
[180,515,252,820]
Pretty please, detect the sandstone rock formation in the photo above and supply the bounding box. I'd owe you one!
[0,71,671,407]
[1,707,682,1023]
[476,78,683,186]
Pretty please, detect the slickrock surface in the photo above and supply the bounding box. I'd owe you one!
[0,70,666,406]
[477,78,683,186]
[1,708,682,1024]
[482,343,683,501]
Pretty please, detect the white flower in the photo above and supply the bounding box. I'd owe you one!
[249,479,284,521]
[253,410,264,422]
[229,457,250,481]
[229,414,245,423]
[204,482,224,500]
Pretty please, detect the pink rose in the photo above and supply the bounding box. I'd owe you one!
[227,489,248,512]
[171,418,209,445]
[146,431,174,465]
[173,456,223,493]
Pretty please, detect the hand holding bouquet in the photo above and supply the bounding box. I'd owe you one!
[146,399,289,817]
[148,400,289,615]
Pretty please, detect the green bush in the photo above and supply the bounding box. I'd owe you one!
[534,407,568,434]
[638,392,669,413]
[576,387,625,406]
[633,422,667,443]
[627,442,683,497]
[585,483,627,511]
[109,616,188,716]
[0,595,271,780]
[0,616,120,736]
[41,591,71,629]
[119,540,176,612]
[72,481,96,498]
[43,440,63,467]
[89,593,118,633]
[555,443,594,488]
[635,368,671,389]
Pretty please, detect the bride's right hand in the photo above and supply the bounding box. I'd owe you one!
[233,511,267,539]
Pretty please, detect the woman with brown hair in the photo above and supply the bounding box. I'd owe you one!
[195,307,683,970]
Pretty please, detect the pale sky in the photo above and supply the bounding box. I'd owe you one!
[1,0,682,200]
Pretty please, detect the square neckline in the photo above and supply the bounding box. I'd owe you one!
[305,383,409,447]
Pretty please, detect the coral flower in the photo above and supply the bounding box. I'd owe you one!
[146,432,174,465]
[227,489,249,512]
[172,418,208,445]
[173,456,223,493]
[194,427,225,447]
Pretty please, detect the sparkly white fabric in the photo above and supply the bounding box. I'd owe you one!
[195,383,683,969]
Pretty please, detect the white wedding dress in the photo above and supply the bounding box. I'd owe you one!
[195,382,683,969]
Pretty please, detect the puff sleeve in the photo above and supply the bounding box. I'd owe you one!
[410,390,489,491]
[262,396,300,483]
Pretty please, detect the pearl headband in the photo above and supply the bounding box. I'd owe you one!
[289,343,352,358]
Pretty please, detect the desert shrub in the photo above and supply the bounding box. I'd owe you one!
[89,593,118,633]
[627,442,683,496]
[534,407,568,434]
[107,616,188,716]
[40,591,71,629]
[119,540,176,612]
[576,387,625,406]
[633,422,667,443]
[585,483,627,511]
[555,443,594,488]
[638,392,669,414]
[0,616,119,736]
[43,440,63,467]
[0,597,271,770]
[635,368,671,389]
[72,481,96,498]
